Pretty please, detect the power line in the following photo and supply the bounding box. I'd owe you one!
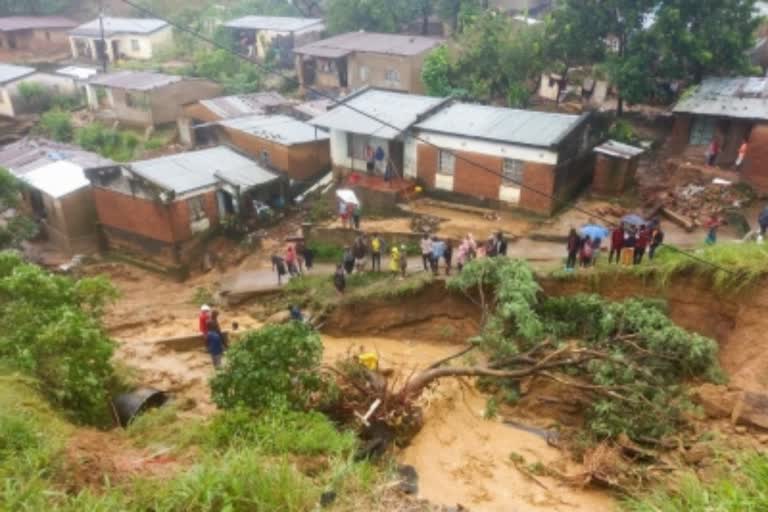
[120,0,736,276]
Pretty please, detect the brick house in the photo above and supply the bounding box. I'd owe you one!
[85,71,222,127]
[670,76,768,192]
[0,137,117,255]
[69,17,172,63]
[294,32,444,94]
[85,146,284,273]
[591,140,645,196]
[224,16,324,68]
[0,16,76,60]
[309,88,449,178]
[411,103,593,215]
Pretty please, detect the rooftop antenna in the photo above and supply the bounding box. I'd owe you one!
[98,0,108,72]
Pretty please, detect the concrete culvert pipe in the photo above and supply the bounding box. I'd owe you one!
[112,388,168,427]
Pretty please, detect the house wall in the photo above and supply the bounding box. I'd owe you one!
[329,129,390,176]
[57,187,100,254]
[592,155,637,196]
[668,114,691,154]
[103,87,154,125]
[743,123,768,193]
[149,79,222,126]
[0,27,71,53]
[348,52,421,93]
[0,86,15,116]
[219,126,330,181]
[69,26,172,62]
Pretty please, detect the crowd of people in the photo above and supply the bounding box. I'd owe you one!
[198,304,239,369]
[566,222,665,271]
[271,240,315,285]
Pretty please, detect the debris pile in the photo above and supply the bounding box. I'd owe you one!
[649,180,755,229]
[410,214,442,234]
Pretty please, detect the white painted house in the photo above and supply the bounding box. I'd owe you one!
[69,17,172,63]
[224,16,324,67]
[0,63,76,117]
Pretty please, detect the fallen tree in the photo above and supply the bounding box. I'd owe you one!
[325,258,721,446]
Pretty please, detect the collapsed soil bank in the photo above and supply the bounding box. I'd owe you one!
[539,273,768,394]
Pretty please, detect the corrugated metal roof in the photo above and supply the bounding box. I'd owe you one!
[220,114,329,145]
[224,16,324,32]
[200,92,291,119]
[293,99,333,119]
[130,146,279,194]
[673,77,768,120]
[294,31,444,58]
[0,63,34,84]
[310,89,446,140]
[594,140,645,159]
[0,16,76,31]
[415,103,585,148]
[22,160,90,199]
[88,71,182,91]
[70,17,168,37]
[56,66,98,80]
[0,137,115,176]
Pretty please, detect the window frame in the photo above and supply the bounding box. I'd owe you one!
[438,150,455,176]
[188,196,207,222]
[130,39,140,51]
[385,68,401,83]
[502,158,525,187]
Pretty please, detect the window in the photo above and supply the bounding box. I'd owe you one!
[689,117,716,145]
[438,151,455,176]
[188,196,206,221]
[502,159,524,186]
[359,65,369,82]
[318,59,336,73]
[125,92,150,111]
[347,133,369,160]
[260,150,270,164]
[385,69,400,83]
[131,39,140,51]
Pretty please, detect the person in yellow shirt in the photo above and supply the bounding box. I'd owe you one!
[389,246,401,276]
[370,233,382,272]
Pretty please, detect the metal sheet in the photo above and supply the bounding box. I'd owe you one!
[0,137,115,176]
[0,63,34,84]
[88,71,182,91]
[310,89,445,140]
[415,103,584,148]
[21,160,89,199]
[594,140,645,159]
[294,31,444,57]
[673,77,768,120]
[223,16,323,32]
[220,114,328,145]
[70,16,167,37]
[200,92,291,119]
[0,16,76,31]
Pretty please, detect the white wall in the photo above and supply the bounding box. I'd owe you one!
[330,129,390,172]
[0,87,14,117]
[413,131,559,165]
[69,26,172,62]
[404,136,418,178]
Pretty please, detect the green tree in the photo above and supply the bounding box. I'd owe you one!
[0,0,73,15]
[187,49,264,94]
[326,0,418,33]
[36,110,74,142]
[422,46,454,97]
[211,323,324,411]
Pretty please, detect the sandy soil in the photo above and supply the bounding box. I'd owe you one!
[400,379,616,512]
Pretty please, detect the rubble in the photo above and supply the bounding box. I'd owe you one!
[410,214,442,234]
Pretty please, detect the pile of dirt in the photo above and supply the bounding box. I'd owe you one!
[64,430,180,490]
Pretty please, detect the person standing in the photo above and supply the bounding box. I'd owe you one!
[736,139,748,170]
[456,240,468,273]
[205,320,225,369]
[339,200,349,229]
[431,236,446,276]
[634,225,649,264]
[342,246,355,274]
[705,136,720,166]
[353,235,368,272]
[271,254,287,285]
[389,246,401,277]
[579,236,593,268]
[370,233,383,271]
[705,215,721,245]
[759,207,768,238]
[399,244,408,278]
[420,234,432,271]
[444,240,453,276]
[285,245,299,276]
[302,244,315,271]
[649,226,664,260]
[365,144,375,175]
[375,145,386,175]
[352,203,362,230]
[566,228,580,270]
[198,305,211,336]
[620,229,636,266]
[590,236,602,266]
[609,225,624,264]
[333,264,346,295]
[495,232,508,257]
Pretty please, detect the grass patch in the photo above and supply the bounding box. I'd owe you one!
[626,454,768,511]
[308,240,344,263]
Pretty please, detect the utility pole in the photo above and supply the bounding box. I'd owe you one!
[98,0,108,73]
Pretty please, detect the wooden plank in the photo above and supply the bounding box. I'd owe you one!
[661,207,695,232]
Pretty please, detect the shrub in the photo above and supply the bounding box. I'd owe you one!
[76,123,140,162]
[0,252,118,424]
[36,109,74,142]
[210,323,324,411]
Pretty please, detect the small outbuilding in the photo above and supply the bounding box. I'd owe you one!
[224,16,324,68]
[591,140,645,196]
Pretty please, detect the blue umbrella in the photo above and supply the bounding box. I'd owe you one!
[580,224,609,240]
[621,214,646,227]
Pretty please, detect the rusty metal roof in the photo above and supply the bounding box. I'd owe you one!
[70,17,168,37]
[294,31,444,58]
[0,137,115,176]
[224,16,324,32]
[88,71,182,91]
[0,16,76,31]
[200,92,292,119]
[673,77,768,120]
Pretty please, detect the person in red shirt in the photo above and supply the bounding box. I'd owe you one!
[609,225,624,264]
[706,137,720,166]
[199,304,211,335]
[634,225,650,264]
